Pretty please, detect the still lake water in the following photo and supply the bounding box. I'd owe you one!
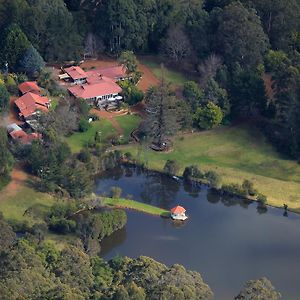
[95,166,300,300]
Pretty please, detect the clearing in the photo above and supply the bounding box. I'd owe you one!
[119,125,300,211]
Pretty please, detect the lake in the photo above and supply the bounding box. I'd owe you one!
[95,165,300,300]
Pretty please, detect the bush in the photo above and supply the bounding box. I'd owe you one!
[183,165,203,179]
[5,74,18,94]
[257,193,267,206]
[79,118,91,132]
[194,102,223,129]
[124,152,133,161]
[111,186,122,199]
[205,170,222,189]
[242,179,257,196]
[221,183,247,197]
[78,148,91,163]
[163,160,179,176]
[48,217,76,234]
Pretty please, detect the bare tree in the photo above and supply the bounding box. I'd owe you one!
[198,54,222,87]
[84,33,104,59]
[161,25,192,63]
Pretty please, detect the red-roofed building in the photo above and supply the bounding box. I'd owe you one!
[68,79,122,109]
[85,66,128,83]
[64,66,87,84]
[170,206,188,220]
[15,92,50,119]
[18,81,41,95]
[7,123,41,145]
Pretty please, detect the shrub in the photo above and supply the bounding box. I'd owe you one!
[5,74,18,94]
[205,170,222,189]
[194,102,223,129]
[221,183,247,197]
[124,152,133,161]
[163,160,179,176]
[242,179,257,196]
[79,118,91,132]
[111,186,122,199]
[78,148,91,163]
[183,165,203,179]
[257,193,267,206]
[48,217,76,234]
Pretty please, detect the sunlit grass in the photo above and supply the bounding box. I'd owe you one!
[119,125,300,211]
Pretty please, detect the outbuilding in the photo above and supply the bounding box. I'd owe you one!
[170,205,188,221]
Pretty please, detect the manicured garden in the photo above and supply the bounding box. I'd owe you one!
[119,125,300,211]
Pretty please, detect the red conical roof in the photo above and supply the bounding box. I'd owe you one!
[170,206,186,214]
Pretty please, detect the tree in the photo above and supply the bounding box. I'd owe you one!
[194,102,223,129]
[118,51,142,84]
[161,25,192,63]
[144,77,180,146]
[248,0,300,51]
[1,23,30,70]
[0,128,14,178]
[202,79,230,116]
[198,54,222,87]
[19,45,45,75]
[183,81,204,111]
[235,277,281,300]
[216,2,269,70]
[0,83,10,112]
[163,160,180,176]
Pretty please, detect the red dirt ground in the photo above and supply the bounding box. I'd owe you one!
[263,74,275,102]
[0,167,28,201]
[80,57,160,92]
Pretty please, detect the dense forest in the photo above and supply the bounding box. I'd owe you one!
[0,0,300,159]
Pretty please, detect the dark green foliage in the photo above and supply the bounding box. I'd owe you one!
[144,79,180,146]
[205,170,222,189]
[216,2,269,70]
[163,159,180,176]
[194,102,223,129]
[79,118,91,132]
[19,45,45,75]
[183,165,204,179]
[221,183,248,197]
[78,148,91,163]
[235,277,281,300]
[242,180,257,196]
[257,193,268,206]
[0,213,16,253]
[183,81,204,111]
[1,23,30,70]
[119,80,144,105]
[0,83,10,112]
[0,128,14,179]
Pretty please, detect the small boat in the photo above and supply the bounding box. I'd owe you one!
[170,205,188,221]
[172,175,180,181]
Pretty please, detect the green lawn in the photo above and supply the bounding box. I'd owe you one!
[119,125,300,211]
[115,114,141,143]
[102,197,169,217]
[140,57,190,87]
[0,185,55,224]
[50,97,59,111]
[66,119,116,153]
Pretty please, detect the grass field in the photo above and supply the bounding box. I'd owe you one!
[0,185,55,224]
[102,197,170,217]
[139,57,189,87]
[66,119,116,153]
[119,125,300,211]
[115,114,141,143]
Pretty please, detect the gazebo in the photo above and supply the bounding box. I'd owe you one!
[170,205,188,221]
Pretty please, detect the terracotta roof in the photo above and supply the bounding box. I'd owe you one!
[9,129,41,145]
[64,66,87,80]
[18,81,40,95]
[68,81,122,99]
[170,206,186,214]
[85,66,127,82]
[15,92,50,118]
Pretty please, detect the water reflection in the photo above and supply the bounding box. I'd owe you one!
[95,165,300,299]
